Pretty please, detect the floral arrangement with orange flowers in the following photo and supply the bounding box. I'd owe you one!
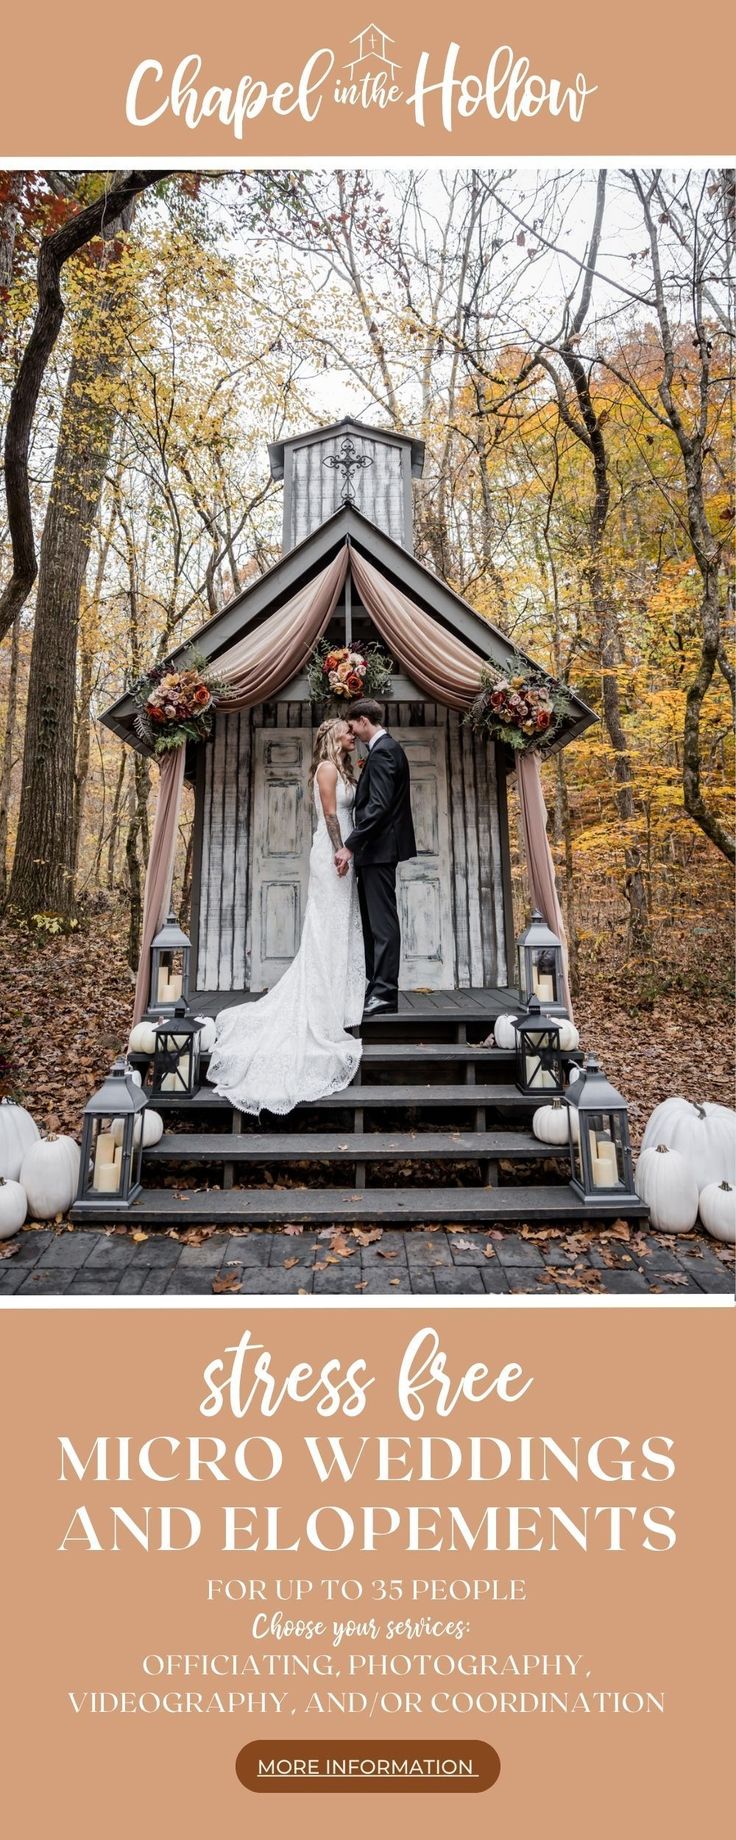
[467,655,571,751]
[132,650,229,753]
[306,639,393,708]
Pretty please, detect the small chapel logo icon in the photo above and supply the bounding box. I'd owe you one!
[345,23,400,83]
[334,21,403,106]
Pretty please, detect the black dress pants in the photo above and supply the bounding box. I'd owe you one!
[357,861,400,1001]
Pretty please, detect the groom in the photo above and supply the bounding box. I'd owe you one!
[333,698,416,1016]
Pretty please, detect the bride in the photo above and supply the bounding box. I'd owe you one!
[207,718,365,1115]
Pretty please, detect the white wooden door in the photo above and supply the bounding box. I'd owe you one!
[394,728,454,989]
[250,729,313,989]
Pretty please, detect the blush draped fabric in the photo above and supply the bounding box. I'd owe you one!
[208,547,349,710]
[129,541,572,1023]
[131,746,187,1026]
[349,550,484,709]
[516,751,573,1018]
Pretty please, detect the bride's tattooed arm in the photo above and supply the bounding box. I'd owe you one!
[314,761,347,864]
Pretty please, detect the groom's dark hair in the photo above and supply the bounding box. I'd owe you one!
[347,698,384,723]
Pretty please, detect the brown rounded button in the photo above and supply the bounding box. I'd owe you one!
[236,1739,500,1792]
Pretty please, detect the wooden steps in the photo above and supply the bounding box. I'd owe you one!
[134,1044,535,1075]
[145,1130,560,1164]
[192,989,518,1027]
[358,1043,505,1063]
[153,1083,544,1112]
[91,987,646,1232]
[70,1184,647,1226]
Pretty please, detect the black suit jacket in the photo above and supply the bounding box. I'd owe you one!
[345,733,417,867]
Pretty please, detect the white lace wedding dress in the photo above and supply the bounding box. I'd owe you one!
[207,772,365,1115]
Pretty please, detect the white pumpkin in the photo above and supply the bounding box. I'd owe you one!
[0,1177,27,1238]
[129,1068,143,1088]
[634,1144,699,1234]
[698,1180,736,1246]
[128,1020,157,1055]
[567,1063,583,1083]
[532,1099,578,1146]
[19,1135,81,1220]
[110,1109,164,1150]
[557,1017,580,1052]
[641,1098,736,1192]
[0,1100,40,1181]
[196,1015,217,1054]
[494,1012,522,1050]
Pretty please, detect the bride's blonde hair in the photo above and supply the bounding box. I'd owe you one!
[309,718,354,788]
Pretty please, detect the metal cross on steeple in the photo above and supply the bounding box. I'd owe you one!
[322,434,374,505]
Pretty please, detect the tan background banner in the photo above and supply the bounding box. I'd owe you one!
[1,1304,732,1836]
[1,0,734,158]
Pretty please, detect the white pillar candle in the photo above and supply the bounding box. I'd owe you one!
[537,974,554,1003]
[596,1139,619,1185]
[531,967,541,997]
[93,1132,116,1187]
[157,968,172,1002]
[160,1072,178,1092]
[168,972,182,1001]
[95,1150,121,1193]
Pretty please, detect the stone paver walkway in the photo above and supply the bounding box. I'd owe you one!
[1,1222,733,1296]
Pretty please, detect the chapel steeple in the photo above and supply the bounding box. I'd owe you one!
[268,417,425,555]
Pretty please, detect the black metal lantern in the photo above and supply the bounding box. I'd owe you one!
[149,910,191,1016]
[564,1055,637,1203]
[516,909,565,1012]
[512,997,564,1097]
[149,1002,203,1100]
[76,1058,148,1210]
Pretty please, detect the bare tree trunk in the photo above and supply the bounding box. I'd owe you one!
[72,620,94,878]
[592,565,651,947]
[0,613,21,901]
[179,821,194,930]
[8,277,126,917]
[106,754,127,890]
[71,490,116,880]
[632,170,734,863]
[540,173,650,949]
[0,171,167,644]
[0,172,23,351]
[554,751,579,996]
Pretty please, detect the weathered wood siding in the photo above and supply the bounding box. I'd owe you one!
[444,710,508,988]
[285,432,407,550]
[192,703,508,992]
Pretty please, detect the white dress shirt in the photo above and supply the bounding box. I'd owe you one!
[368,726,387,750]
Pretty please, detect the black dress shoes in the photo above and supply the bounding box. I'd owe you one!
[363,993,399,1016]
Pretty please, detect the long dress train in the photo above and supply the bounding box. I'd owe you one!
[207,773,365,1115]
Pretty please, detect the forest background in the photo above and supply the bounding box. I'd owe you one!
[0,167,733,1139]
